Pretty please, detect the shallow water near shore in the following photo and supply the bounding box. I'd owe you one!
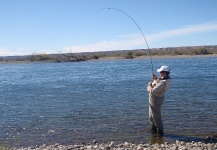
[0,57,216,147]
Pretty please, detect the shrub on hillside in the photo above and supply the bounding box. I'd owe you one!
[123,52,134,59]
[132,51,144,57]
[191,49,213,55]
[30,53,51,61]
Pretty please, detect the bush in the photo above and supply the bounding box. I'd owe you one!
[90,54,100,59]
[124,52,134,59]
[132,51,144,57]
[172,51,184,55]
[30,53,51,61]
[191,48,213,55]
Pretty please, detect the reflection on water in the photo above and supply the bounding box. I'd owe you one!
[164,134,204,142]
[149,132,207,145]
[149,133,164,145]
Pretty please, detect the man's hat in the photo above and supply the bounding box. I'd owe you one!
[157,65,170,72]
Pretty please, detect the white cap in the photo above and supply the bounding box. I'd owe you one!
[157,65,170,72]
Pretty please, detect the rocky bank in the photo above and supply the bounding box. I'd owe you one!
[9,136,217,150]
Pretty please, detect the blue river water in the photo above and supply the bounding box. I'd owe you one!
[0,56,217,147]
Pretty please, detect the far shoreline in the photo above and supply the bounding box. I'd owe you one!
[0,54,217,65]
[98,54,217,61]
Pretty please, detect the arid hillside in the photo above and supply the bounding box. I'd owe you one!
[1,45,217,63]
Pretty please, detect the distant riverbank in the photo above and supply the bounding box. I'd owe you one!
[97,54,217,61]
[1,45,217,64]
[1,54,217,65]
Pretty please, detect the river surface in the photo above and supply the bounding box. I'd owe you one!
[0,57,216,147]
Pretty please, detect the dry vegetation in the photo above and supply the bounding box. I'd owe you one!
[1,45,217,63]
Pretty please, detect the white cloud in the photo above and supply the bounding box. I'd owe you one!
[16,48,25,51]
[64,22,217,53]
[147,22,217,42]
[1,22,217,56]
[64,38,141,53]
[0,48,30,56]
[0,48,55,56]
[0,48,7,51]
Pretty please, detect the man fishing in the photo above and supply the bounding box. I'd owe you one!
[147,65,171,136]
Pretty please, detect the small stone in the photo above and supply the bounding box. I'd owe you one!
[42,144,47,148]
[93,140,97,144]
[86,145,93,149]
[137,144,144,150]
[116,143,124,148]
[180,141,185,145]
[161,144,165,148]
[54,143,59,148]
[124,142,130,147]
[171,145,178,150]
[99,144,105,149]
[143,144,149,147]
[74,145,81,148]
[67,147,73,150]
[109,141,115,148]
[93,145,98,149]
[181,146,188,150]
[176,140,180,145]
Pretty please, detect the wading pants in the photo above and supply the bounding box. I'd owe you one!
[149,95,164,129]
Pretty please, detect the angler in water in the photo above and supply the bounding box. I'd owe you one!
[147,65,171,136]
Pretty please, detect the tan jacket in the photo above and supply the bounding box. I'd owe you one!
[149,78,171,97]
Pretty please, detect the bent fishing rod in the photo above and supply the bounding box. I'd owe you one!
[97,8,154,72]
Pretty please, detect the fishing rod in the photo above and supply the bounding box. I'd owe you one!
[97,8,154,72]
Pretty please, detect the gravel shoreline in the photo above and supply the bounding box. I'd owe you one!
[98,54,217,61]
[6,136,216,150]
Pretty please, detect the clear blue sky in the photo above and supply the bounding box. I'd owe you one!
[1,0,217,56]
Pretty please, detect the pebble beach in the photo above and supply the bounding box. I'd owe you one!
[6,136,216,150]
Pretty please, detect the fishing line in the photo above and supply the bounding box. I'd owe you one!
[97,8,154,72]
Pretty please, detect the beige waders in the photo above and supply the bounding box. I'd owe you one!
[148,78,171,130]
[149,95,164,129]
